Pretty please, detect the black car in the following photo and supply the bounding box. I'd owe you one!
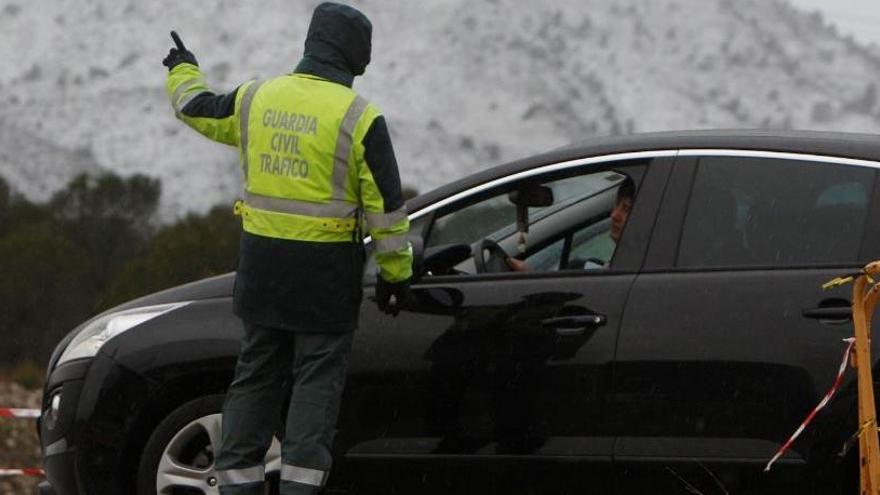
[38,130,880,494]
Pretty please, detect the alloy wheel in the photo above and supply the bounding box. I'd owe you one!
[155,413,281,494]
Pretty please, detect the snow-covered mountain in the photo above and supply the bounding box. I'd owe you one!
[3,0,880,219]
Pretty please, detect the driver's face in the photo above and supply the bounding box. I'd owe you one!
[609,197,633,243]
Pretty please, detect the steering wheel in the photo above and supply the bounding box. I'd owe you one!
[473,238,513,273]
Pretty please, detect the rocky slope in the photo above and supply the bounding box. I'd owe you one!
[2,0,880,219]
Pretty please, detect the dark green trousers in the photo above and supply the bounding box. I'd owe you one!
[215,322,354,495]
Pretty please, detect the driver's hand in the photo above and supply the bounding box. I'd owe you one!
[506,257,530,272]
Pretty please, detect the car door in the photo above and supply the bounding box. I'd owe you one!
[333,155,672,495]
[612,152,880,494]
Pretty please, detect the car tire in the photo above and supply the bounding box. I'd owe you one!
[136,394,281,495]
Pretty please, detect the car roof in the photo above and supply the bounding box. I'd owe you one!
[407,129,880,212]
[126,130,880,306]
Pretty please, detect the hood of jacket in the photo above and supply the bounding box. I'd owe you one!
[293,2,372,87]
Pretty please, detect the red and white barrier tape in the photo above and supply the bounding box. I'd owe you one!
[765,338,855,472]
[0,408,40,419]
[0,468,44,478]
[0,407,44,478]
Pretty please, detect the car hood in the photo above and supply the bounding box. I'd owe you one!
[44,273,236,376]
[114,272,235,311]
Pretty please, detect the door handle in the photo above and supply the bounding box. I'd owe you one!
[542,314,607,336]
[802,307,852,321]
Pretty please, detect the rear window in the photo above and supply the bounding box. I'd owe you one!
[677,156,875,268]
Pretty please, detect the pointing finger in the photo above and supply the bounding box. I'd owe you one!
[170,30,187,51]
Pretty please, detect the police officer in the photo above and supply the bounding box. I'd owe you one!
[163,3,412,494]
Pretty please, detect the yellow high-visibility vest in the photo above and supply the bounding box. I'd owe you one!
[168,65,412,282]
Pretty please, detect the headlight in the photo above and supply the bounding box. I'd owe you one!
[57,302,191,366]
[43,392,62,431]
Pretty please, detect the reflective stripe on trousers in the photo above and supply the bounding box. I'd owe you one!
[216,465,265,487]
[281,464,328,487]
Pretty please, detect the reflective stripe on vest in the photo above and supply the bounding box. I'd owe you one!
[373,233,410,253]
[365,207,408,230]
[216,465,265,486]
[280,464,327,486]
[234,199,357,235]
[244,191,357,218]
[239,80,265,182]
[332,95,369,201]
[172,78,205,112]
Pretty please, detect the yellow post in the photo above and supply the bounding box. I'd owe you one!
[851,261,880,494]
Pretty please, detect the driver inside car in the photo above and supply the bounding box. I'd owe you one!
[506,176,635,272]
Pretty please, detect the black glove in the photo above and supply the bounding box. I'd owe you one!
[163,31,198,70]
[375,276,414,317]
[163,48,198,70]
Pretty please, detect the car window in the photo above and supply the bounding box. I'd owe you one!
[567,219,616,266]
[523,238,565,271]
[422,166,643,276]
[426,171,623,250]
[677,156,876,268]
[427,193,515,248]
[520,215,618,272]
